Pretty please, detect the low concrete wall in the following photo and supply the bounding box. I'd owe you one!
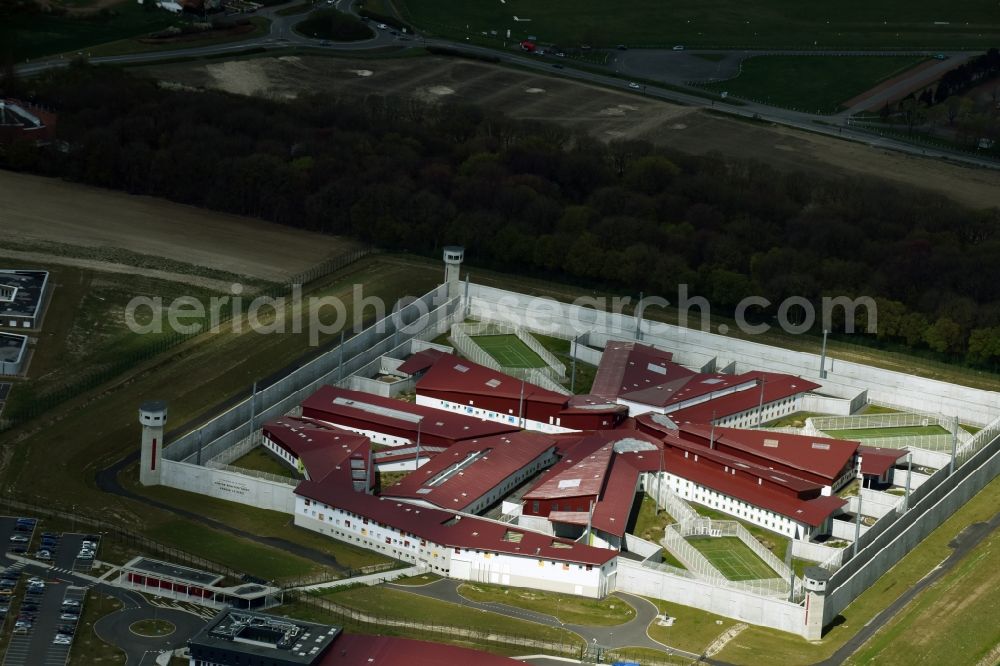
[161,460,295,513]
[348,375,415,398]
[616,559,807,636]
[623,533,661,559]
[801,393,858,416]
[847,489,902,519]
[790,540,846,566]
[831,518,869,541]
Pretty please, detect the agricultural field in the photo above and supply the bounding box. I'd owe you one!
[472,333,546,368]
[687,536,781,581]
[4,1,177,61]
[392,0,999,49]
[701,56,927,113]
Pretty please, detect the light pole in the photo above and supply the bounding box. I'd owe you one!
[819,329,829,379]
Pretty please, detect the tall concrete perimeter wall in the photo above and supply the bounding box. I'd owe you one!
[466,284,1000,425]
[161,459,295,513]
[163,286,458,465]
[824,426,1000,625]
[616,559,808,637]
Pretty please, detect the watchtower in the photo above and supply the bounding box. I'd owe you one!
[802,566,831,640]
[139,400,168,486]
[442,246,464,299]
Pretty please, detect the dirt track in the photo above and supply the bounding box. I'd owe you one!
[143,55,1000,210]
[0,170,357,281]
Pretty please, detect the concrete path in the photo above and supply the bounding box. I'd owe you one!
[386,578,700,659]
[296,565,422,591]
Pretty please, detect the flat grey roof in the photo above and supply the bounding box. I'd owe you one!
[0,270,47,320]
[0,333,27,363]
[190,610,341,665]
[124,556,223,586]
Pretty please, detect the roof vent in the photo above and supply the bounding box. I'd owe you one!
[763,439,780,448]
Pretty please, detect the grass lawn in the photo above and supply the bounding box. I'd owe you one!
[631,494,675,542]
[764,411,826,428]
[702,56,927,113]
[687,536,781,581]
[717,471,1000,665]
[530,333,598,393]
[605,647,689,665]
[861,405,901,415]
[846,529,1000,666]
[391,573,441,586]
[128,618,175,637]
[472,333,547,368]
[823,425,949,439]
[5,1,177,61]
[643,596,740,655]
[392,0,999,48]
[83,17,271,57]
[693,505,790,562]
[314,585,585,645]
[458,582,636,626]
[69,591,125,666]
[232,446,302,479]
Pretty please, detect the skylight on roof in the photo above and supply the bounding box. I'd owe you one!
[647,363,667,375]
[811,442,831,450]
[763,439,780,448]
[557,479,582,489]
[701,378,724,385]
[485,378,501,388]
[454,364,470,373]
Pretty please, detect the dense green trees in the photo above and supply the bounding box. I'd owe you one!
[2,64,1000,368]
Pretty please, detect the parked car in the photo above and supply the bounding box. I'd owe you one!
[53,636,73,645]
[61,600,80,608]
[628,82,641,89]
[672,44,685,50]
[58,624,76,634]
[36,550,51,561]
[376,23,387,29]
[59,613,80,621]
[9,535,28,543]
[12,626,29,635]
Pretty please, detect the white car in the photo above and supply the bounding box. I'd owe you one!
[27,577,44,586]
[9,536,28,543]
[672,44,685,51]
[81,541,95,549]
[53,636,72,645]
[376,23,388,30]
[628,82,641,89]
[61,600,80,608]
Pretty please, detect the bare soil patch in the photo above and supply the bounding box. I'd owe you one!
[0,170,358,281]
[141,55,1000,210]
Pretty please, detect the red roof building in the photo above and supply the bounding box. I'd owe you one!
[0,99,56,145]
[858,445,908,486]
[302,386,519,448]
[262,416,373,491]
[415,354,627,432]
[395,348,447,376]
[381,431,558,514]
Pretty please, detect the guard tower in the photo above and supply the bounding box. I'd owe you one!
[442,246,464,299]
[802,566,831,640]
[139,400,168,486]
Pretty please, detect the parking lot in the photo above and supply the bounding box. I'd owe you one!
[0,517,90,666]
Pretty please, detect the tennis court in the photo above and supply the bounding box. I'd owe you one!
[471,334,547,369]
[687,536,781,581]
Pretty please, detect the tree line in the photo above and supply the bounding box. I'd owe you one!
[2,63,1000,367]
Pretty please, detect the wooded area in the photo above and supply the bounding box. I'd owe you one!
[2,63,1000,366]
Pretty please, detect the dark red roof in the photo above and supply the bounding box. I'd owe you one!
[416,354,566,406]
[302,386,519,443]
[295,480,616,566]
[396,349,446,376]
[666,372,821,422]
[591,341,687,402]
[322,634,523,666]
[859,445,908,476]
[263,417,370,485]
[660,446,845,526]
[678,423,859,483]
[382,432,556,510]
[524,441,614,500]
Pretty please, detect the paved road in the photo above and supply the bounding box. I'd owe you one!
[386,578,701,659]
[93,593,205,665]
[816,510,1000,666]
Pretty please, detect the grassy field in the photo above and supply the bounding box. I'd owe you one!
[702,56,927,113]
[232,446,302,479]
[68,591,126,666]
[823,425,949,439]
[391,573,441,586]
[631,494,675,543]
[764,411,826,428]
[392,0,999,48]
[313,585,585,645]
[530,333,598,393]
[458,582,636,626]
[847,527,1000,665]
[83,17,270,57]
[693,505,791,562]
[688,536,781,581]
[643,596,740,655]
[471,333,547,368]
[5,1,177,61]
